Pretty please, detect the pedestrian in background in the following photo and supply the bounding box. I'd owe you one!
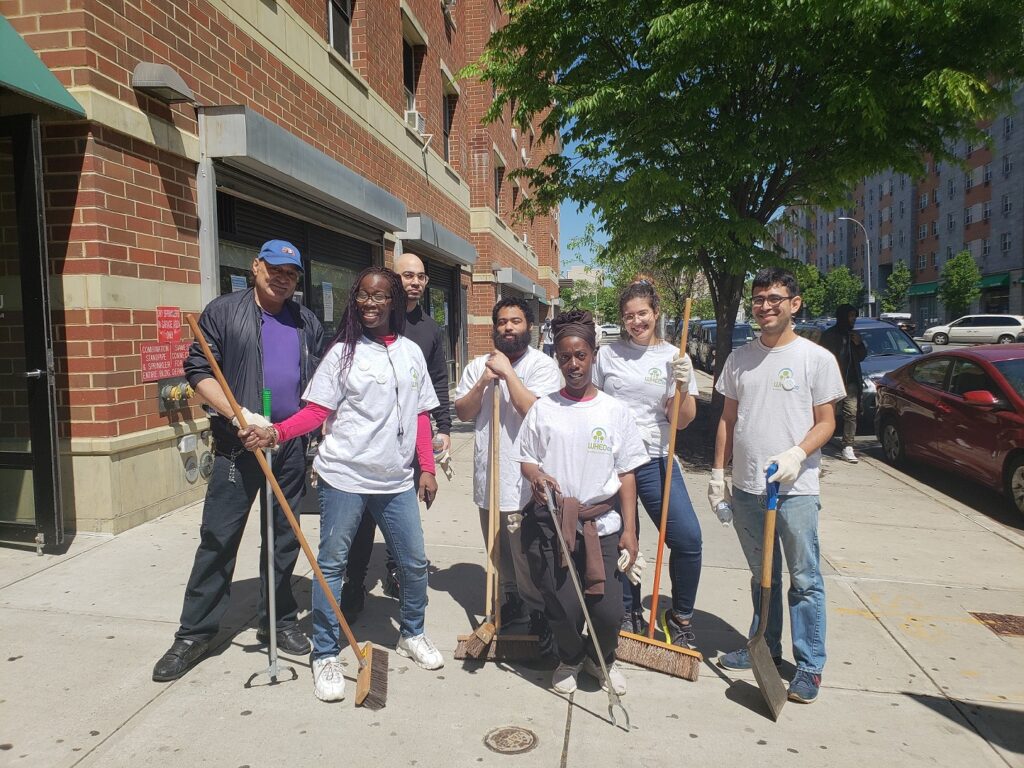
[819,304,867,463]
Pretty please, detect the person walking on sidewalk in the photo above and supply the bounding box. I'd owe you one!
[455,297,561,637]
[819,304,866,463]
[153,240,325,683]
[241,267,443,702]
[709,267,845,705]
[593,281,703,647]
[515,310,648,695]
[341,251,452,615]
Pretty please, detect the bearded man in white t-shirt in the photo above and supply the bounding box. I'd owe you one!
[709,267,846,706]
[455,297,561,639]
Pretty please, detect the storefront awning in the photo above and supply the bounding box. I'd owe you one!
[0,16,85,118]
[907,281,938,297]
[979,272,1010,289]
[495,267,536,295]
[399,214,477,267]
[202,105,406,233]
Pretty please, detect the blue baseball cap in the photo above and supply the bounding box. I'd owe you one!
[259,240,303,272]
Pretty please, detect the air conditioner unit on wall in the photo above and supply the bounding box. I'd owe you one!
[520,147,528,164]
[405,110,426,135]
[443,0,456,10]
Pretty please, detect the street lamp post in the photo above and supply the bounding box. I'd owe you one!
[838,216,873,317]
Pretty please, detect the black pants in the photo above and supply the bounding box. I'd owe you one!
[175,438,306,641]
[522,511,622,665]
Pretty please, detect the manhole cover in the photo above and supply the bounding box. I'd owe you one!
[483,726,538,755]
[970,612,1024,637]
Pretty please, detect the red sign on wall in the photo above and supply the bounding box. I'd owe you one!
[141,341,191,382]
[156,306,182,343]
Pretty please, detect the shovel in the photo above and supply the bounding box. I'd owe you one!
[748,462,787,721]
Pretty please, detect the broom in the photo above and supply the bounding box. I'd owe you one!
[186,314,388,709]
[616,298,703,681]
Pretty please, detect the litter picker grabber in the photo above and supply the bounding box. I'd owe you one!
[186,314,387,709]
[749,462,787,721]
[544,484,629,731]
[615,298,702,681]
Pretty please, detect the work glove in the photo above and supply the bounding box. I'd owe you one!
[765,446,807,485]
[617,549,646,586]
[231,407,271,429]
[506,512,522,535]
[670,353,692,390]
[707,468,732,510]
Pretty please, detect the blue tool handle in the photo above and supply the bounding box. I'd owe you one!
[765,462,780,511]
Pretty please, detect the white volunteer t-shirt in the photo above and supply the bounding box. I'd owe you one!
[594,339,699,457]
[304,335,439,494]
[512,390,649,536]
[715,335,845,496]
[455,346,561,511]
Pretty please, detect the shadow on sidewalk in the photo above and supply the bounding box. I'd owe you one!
[428,559,486,628]
[906,693,1024,755]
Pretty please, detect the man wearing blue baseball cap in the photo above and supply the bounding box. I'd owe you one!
[154,239,325,682]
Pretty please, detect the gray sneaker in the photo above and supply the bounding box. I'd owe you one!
[717,647,782,671]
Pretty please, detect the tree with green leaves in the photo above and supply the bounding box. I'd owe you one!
[938,250,982,320]
[881,260,913,313]
[822,267,865,316]
[469,0,1024,378]
[791,261,825,319]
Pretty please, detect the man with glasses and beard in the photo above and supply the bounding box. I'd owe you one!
[455,298,561,639]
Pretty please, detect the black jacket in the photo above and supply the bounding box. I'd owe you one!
[820,323,866,385]
[185,288,325,450]
[404,305,452,434]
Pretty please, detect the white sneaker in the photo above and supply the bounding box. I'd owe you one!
[583,656,627,695]
[312,656,346,702]
[841,446,858,463]
[397,633,444,670]
[551,661,582,694]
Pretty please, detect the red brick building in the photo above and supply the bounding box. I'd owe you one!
[0,0,559,547]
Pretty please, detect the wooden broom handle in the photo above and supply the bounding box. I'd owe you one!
[484,382,500,620]
[185,314,367,669]
[647,298,692,638]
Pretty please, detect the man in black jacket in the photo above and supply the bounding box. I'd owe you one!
[819,303,867,463]
[341,250,452,614]
[153,240,325,682]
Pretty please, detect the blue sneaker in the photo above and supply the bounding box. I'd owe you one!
[788,670,821,703]
[717,647,783,671]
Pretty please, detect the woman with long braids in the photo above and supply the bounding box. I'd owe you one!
[593,280,703,649]
[240,266,443,703]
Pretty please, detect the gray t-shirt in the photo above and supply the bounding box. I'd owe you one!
[715,336,845,496]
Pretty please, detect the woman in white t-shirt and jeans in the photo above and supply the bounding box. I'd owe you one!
[241,267,442,703]
[593,281,703,648]
[515,310,649,696]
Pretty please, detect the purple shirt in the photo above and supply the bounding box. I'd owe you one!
[261,308,301,421]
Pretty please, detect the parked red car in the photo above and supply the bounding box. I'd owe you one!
[874,345,1024,517]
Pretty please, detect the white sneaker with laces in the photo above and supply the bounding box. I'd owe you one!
[312,656,346,702]
[397,633,444,670]
[551,661,582,694]
[841,446,858,463]
[583,656,627,695]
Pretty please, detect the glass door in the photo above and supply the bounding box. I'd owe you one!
[0,115,62,551]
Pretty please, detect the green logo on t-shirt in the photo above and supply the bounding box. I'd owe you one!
[773,368,799,392]
[645,367,664,384]
[588,427,612,453]
[410,367,420,389]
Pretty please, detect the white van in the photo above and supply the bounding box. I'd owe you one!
[921,314,1024,345]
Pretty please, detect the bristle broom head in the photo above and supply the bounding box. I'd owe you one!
[616,634,702,682]
[461,622,496,659]
[455,634,544,661]
[355,642,388,710]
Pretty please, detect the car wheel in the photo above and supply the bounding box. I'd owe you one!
[998,334,1015,344]
[933,333,948,345]
[880,419,906,465]
[1006,455,1024,518]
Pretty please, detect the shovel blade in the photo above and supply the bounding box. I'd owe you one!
[748,637,787,721]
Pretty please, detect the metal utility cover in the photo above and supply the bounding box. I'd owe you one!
[970,612,1024,637]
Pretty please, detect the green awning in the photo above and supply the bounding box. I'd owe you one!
[907,281,938,296]
[0,16,85,117]
[979,272,1010,289]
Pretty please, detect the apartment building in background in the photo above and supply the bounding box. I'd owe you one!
[0,1,559,548]
[775,87,1024,330]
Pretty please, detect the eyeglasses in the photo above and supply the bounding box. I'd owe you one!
[622,309,653,323]
[751,294,792,308]
[355,291,391,304]
[400,271,428,284]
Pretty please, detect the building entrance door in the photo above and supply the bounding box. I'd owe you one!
[0,115,63,551]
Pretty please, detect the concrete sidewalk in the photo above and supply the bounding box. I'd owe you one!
[3,377,1024,767]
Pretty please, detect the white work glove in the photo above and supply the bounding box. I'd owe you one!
[765,446,807,485]
[617,549,646,586]
[231,407,271,429]
[670,353,692,390]
[506,512,522,535]
[707,468,732,510]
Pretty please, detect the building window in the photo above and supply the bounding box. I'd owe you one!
[931,220,938,236]
[899,230,905,246]
[984,162,992,183]
[947,212,955,231]
[899,200,905,217]
[900,176,906,190]
[1002,232,1012,253]
[947,178,955,198]
[934,188,940,207]
[329,0,352,60]
[983,238,991,257]
[967,139,976,155]
[983,201,992,220]
[918,253,927,269]
[1006,115,1014,137]
[945,246,952,260]
[403,39,418,112]
[965,172,973,191]
[494,164,504,214]
[1004,154,1013,177]
[919,192,928,209]
[964,207,972,225]
[1003,194,1013,214]
[918,224,927,240]
[441,92,457,162]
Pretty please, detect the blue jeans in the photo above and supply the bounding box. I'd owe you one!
[731,489,826,674]
[620,456,703,618]
[313,481,428,661]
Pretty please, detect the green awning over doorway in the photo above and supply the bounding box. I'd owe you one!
[907,281,938,296]
[0,16,85,118]
[979,272,1010,289]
